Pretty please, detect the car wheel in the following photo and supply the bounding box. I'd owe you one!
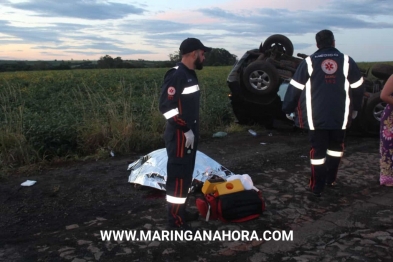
[371,63,393,80]
[242,60,280,95]
[365,92,386,130]
[262,34,294,56]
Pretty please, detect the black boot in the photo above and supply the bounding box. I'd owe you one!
[167,202,186,228]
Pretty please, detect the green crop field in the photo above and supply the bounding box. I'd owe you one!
[1,61,392,171]
[0,66,235,169]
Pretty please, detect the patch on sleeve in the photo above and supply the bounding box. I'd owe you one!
[321,59,338,74]
[168,87,176,95]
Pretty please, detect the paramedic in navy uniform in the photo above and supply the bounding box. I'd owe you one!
[282,29,364,197]
[159,38,211,229]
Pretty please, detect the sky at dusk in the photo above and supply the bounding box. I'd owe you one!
[0,0,392,62]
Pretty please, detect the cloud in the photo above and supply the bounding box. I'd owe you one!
[33,42,154,56]
[117,19,199,50]
[5,0,146,20]
[293,43,314,50]
[0,20,96,44]
[115,0,393,59]
[197,4,393,36]
[120,19,191,35]
[142,0,393,50]
[0,21,62,43]
[324,0,393,16]
[0,18,154,57]
[65,49,153,56]
[1,0,393,61]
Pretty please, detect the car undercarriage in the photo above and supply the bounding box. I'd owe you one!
[227,34,393,135]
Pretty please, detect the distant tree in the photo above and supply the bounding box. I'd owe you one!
[16,61,30,70]
[97,55,114,68]
[169,51,181,62]
[113,57,123,68]
[123,62,138,68]
[97,55,127,68]
[204,48,237,66]
[159,61,176,68]
[32,61,49,71]
[168,48,236,66]
[54,62,71,70]
[0,61,32,72]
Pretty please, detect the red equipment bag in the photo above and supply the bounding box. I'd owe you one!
[195,189,266,222]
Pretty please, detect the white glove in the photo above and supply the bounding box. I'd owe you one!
[184,130,195,149]
[286,113,295,121]
[352,111,358,119]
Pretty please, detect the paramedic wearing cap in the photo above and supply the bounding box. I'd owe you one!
[159,38,212,229]
[282,29,364,197]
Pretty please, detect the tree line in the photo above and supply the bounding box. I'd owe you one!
[169,48,237,66]
[0,48,237,72]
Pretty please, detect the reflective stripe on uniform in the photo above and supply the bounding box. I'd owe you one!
[166,195,187,204]
[342,55,351,129]
[289,79,304,90]
[310,158,326,165]
[303,54,363,130]
[351,77,364,88]
[305,57,314,130]
[163,108,179,119]
[327,149,343,157]
[182,85,199,94]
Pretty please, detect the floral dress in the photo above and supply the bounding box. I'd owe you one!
[380,103,393,185]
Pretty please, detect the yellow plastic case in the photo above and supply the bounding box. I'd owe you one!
[201,180,225,194]
[213,179,244,196]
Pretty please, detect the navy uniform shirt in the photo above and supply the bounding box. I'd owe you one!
[282,47,364,130]
[159,62,200,135]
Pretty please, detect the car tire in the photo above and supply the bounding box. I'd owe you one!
[371,63,393,80]
[242,60,280,95]
[365,92,386,133]
[262,34,294,56]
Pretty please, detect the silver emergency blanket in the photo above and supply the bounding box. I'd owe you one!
[127,148,234,191]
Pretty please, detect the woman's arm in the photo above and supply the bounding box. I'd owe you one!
[380,74,393,105]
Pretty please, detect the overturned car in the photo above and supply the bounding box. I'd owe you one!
[227,34,392,134]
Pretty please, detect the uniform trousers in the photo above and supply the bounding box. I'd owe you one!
[165,127,198,227]
[308,129,345,194]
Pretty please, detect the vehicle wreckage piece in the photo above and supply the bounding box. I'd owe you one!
[241,34,303,96]
[227,33,392,135]
[242,60,280,95]
[371,64,393,80]
[261,34,294,56]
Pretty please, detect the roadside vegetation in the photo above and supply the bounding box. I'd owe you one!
[0,61,391,173]
[0,66,235,172]
[0,48,237,72]
[358,61,393,79]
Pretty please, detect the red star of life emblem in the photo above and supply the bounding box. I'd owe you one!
[325,63,333,70]
[321,59,338,74]
[168,86,176,95]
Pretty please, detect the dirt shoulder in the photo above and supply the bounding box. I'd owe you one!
[0,124,387,262]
